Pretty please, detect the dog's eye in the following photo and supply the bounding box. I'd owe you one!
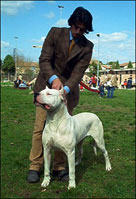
[47,93,52,95]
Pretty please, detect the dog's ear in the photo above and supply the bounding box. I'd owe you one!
[59,87,67,104]
[59,87,64,100]
[45,86,49,90]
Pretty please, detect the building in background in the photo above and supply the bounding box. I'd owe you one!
[100,62,136,88]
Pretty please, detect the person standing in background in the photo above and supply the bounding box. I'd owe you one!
[100,70,118,98]
[90,73,97,88]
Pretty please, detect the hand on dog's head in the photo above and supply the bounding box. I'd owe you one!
[36,87,67,110]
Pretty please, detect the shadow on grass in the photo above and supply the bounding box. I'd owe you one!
[75,138,106,185]
[39,138,106,187]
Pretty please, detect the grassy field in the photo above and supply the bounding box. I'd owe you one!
[1,85,135,198]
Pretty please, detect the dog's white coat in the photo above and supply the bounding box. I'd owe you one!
[37,87,111,189]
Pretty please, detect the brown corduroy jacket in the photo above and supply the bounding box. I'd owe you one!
[34,27,94,108]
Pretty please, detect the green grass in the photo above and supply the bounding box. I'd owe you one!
[1,81,14,87]
[1,87,135,198]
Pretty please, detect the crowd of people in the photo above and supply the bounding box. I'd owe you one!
[14,75,29,89]
[122,76,133,89]
[99,70,118,98]
[14,75,37,91]
[83,70,118,98]
[82,70,134,98]
[15,71,133,99]
[14,75,23,88]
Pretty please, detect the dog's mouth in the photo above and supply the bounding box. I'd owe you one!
[35,101,51,110]
[36,95,52,110]
[44,104,51,110]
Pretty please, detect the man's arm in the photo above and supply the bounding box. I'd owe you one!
[39,27,68,92]
[49,75,70,94]
[39,27,56,81]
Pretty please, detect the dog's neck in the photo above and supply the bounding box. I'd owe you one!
[46,102,70,124]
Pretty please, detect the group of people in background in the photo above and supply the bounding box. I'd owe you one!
[88,70,118,98]
[14,75,23,88]
[88,70,134,98]
[15,71,132,99]
[122,76,132,89]
[14,75,37,91]
[99,70,118,98]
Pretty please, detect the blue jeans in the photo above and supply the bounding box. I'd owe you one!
[99,85,104,97]
[107,86,115,98]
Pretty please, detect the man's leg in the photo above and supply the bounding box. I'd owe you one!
[29,106,46,171]
[107,87,110,98]
[28,106,46,183]
[110,87,115,98]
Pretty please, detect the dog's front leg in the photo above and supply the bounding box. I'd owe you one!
[41,147,51,187]
[67,149,76,189]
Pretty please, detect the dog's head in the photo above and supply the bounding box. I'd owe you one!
[36,87,66,110]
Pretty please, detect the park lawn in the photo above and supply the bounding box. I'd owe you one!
[1,86,135,198]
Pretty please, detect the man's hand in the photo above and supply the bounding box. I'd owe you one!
[52,78,63,90]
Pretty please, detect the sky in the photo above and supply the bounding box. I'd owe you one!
[1,0,135,64]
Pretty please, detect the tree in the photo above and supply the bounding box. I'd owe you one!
[0,59,2,71]
[111,62,116,69]
[116,61,120,69]
[107,61,116,65]
[2,55,15,74]
[89,61,97,76]
[128,61,133,68]
[89,61,102,77]
[0,59,2,67]
[115,60,120,69]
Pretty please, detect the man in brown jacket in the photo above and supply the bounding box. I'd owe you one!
[27,7,94,183]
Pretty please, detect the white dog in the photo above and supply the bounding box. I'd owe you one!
[37,87,111,190]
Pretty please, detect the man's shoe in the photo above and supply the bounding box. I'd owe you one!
[27,170,40,183]
[52,170,69,182]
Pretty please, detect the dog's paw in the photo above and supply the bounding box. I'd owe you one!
[106,163,112,171]
[75,160,80,166]
[41,177,50,187]
[68,181,76,190]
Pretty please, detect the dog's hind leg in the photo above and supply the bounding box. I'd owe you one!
[89,121,112,171]
[95,139,112,171]
[41,147,51,187]
[75,140,83,166]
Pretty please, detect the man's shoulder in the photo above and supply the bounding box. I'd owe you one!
[86,37,94,48]
[81,35,94,49]
[50,27,70,33]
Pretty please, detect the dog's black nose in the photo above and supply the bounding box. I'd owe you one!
[34,92,40,103]
[35,92,40,97]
